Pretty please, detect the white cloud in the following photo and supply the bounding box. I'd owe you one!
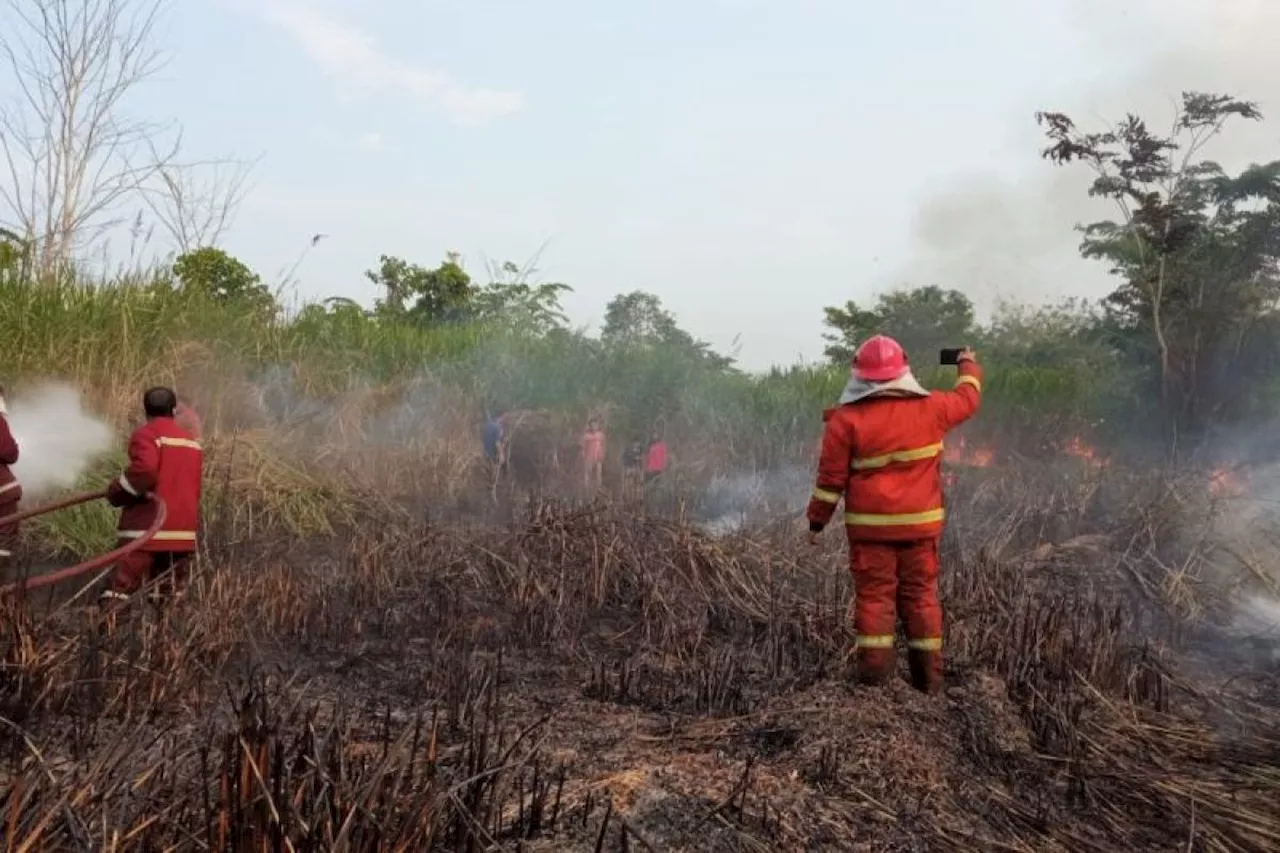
[356,131,384,151]
[307,124,391,152]
[260,1,523,124]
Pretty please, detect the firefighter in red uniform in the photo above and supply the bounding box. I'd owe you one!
[0,385,21,563]
[807,336,982,694]
[100,386,203,606]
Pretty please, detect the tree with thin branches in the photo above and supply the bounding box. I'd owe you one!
[0,0,177,277]
[140,150,259,254]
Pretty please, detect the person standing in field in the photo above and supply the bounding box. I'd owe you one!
[806,336,982,695]
[175,394,203,440]
[483,410,508,469]
[580,416,606,493]
[0,384,21,564]
[100,386,204,608]
[644,428,668,485]
[481,409,510,503]
[621,438,645,499]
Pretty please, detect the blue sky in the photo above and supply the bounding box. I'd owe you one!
[9,0,1279,369]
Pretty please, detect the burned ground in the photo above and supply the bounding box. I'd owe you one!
[1,463,1279,851]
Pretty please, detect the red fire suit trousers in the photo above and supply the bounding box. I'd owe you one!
[0,497,18,562]
[103,550,192,602]
[849,539,944,694]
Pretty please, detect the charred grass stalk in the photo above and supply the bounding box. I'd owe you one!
[0,461,1277,849]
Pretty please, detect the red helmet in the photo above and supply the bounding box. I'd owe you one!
[853,335,908,382]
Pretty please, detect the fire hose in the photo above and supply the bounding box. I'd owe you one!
[0,490,166,597]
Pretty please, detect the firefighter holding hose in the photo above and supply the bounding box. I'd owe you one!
[100,386,203,607]
[806,336,982,694]
[0,385,20,563]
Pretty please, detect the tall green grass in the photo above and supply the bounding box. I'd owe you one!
[1,271,1120,554]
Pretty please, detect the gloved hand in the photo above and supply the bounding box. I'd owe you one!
[807,520,824,546]
[105,479,127,507]
[106,478,146,507]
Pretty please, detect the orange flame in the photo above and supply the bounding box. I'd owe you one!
[1063,436,1104,468]
[945,436,994,468]
[1209,467,1247,497]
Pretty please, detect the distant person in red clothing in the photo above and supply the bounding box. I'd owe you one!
[101,386,204,608]
[580,416,605,492]
[174,395,203,440]
[644,429,668,485]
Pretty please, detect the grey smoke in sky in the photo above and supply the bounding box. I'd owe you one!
[891,0,1280,318]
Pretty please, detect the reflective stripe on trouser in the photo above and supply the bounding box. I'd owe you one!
[849,539,943,691]
[0,498,16,559]
[117,530,196,542]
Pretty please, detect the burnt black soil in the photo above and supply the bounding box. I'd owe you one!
[2,501,1279,851]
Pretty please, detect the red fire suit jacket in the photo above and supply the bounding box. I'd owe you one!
[0,411,20,541]
[807,360,983,542]
[105,415,203,552]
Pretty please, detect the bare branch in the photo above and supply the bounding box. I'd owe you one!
[139,144,260,253]
[0,0,176,278]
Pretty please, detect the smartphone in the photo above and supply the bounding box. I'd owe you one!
[939,348,963,366]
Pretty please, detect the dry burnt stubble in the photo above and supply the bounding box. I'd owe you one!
[1,460,1279,850]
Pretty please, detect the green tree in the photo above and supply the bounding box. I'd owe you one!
[822,285,975,364]
[472,260,573,335]
[173,247,277,317]
[1037,91,1280,427]
[368,253,476,325]
[601,290,732,369]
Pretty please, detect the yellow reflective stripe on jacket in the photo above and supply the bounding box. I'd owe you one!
[811,487,841,504]
[956,375,981,392]
[856,634,895,649]
[850,442,944,471]
[0,480,19,495]
[844,508,945,526]
[156,436,202,451]
[907,637,942,651]
[118,530,196,541]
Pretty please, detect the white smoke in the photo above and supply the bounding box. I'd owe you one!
[892,0,1280,316]
[1235,595,1280,636]
[698,466,811,537]
[1203,451,1280,663]
[6,382,115,499]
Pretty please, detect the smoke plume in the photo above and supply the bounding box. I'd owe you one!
[890,0,1280,316]
[7,382,115,499]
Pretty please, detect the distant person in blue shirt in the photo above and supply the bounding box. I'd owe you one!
[482,410,508,465]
